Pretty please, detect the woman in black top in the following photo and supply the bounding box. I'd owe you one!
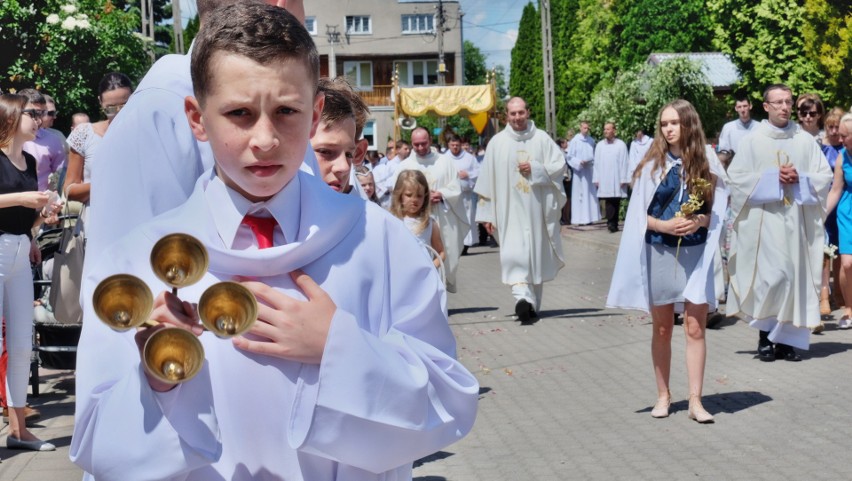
[0,93,60,452]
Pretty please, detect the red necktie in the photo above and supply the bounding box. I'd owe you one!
[242,215,277,249]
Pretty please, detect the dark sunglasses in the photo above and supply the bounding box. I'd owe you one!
[45,110,57,117]
[21,109,44,120]
[798,110,819,119]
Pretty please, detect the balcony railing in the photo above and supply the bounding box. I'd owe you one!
[357,85,393,107]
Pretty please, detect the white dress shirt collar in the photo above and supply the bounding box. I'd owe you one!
[203,172,301,249]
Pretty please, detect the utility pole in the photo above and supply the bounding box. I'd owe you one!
[173,0,184,54]
[326,25,341,78]
[436,0,447,86]
[540,0,557,137]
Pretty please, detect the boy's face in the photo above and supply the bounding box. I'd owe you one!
[186,52,322,202]
[312,118,356,192]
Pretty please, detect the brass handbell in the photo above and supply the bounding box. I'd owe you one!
[150,233,209,291]
[92,274,154,331]
[199,282,258,337]
[92,233,258,386]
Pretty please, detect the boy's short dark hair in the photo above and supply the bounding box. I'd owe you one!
[446,133,462,144]
[317,77,370,139]
[17,88,46,105]
[191,3,319,105]
[395,140,410,149]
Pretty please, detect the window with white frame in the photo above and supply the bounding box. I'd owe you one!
[395,60,439,87]
[345,15,371,35]
[305,16,317,35]
[344,61,373,91]
[401,14,434,34]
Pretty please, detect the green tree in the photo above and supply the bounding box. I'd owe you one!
[113,0,173,54]
[577,57,723,140]
[509,2,544,126]
[463,40,488,85]
[802,0,852,108]
[615,0,714,69]
[708,0,826,103]
[0,0,152,131]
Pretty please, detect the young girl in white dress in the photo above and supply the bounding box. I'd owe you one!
[391,170,446,270]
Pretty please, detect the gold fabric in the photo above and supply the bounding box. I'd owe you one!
[399,85,494,117]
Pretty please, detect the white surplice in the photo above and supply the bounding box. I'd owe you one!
[566,133,600,224]
[628,134,653,177]
[70,171,478,481]
[607,146,729,312]
[448,150,480,246]
[85,48,320,260]
[593,138,629,198]
[474,121,566,303]
[396,152,469,292]
[726,120,832,348]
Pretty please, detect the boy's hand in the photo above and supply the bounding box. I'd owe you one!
[234,270,335,364]
[135,291,202,392]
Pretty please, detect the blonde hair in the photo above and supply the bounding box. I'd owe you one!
[391,170,431,234]
[0,94,27,148]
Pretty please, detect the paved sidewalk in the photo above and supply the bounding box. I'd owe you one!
[5,222,852,480]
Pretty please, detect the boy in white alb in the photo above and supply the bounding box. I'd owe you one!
[70,5,478,480]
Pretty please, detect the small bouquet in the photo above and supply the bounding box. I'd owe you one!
[673,178,712,268]
[825,244,838,260]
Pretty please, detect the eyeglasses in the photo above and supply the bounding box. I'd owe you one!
[21,109,44,121]
[45,110,57,117]
[798,110,819,119]
[766,99,794,108]
[102,104,126,116]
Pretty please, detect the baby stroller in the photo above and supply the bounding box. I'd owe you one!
[30,209,83,396]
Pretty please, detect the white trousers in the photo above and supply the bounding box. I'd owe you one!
[512,282,543,312]
[0,234,35,407]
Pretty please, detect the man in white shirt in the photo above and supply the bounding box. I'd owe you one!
[727,84,832,362]
[85,0,317,260]
[718,95,757,154]
[372,139,410,208]
[593,122,629,233]
[445,133,479,254]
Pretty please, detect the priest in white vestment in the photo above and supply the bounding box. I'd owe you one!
[446,134,480,250]
[474,97,566,324]
[566,121,600,225]
[593,122,630,232]
[727,84,832,360]
[395,128,469,293]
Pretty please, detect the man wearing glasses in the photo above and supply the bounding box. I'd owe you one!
[726,84,833,362]
[19,89,66,192]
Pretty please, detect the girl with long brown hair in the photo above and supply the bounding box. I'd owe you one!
[608,99,728,424]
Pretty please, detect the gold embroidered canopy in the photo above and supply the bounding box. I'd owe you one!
[398,84,495,117]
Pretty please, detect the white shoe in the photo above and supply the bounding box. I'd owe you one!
[839,317,851,329]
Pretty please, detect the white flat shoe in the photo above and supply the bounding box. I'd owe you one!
[651,390,671,418]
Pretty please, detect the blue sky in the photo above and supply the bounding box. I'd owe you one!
[179,0,524,70]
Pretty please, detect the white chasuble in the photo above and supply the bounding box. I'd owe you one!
[474,121,567,285]
[726,120,832,331]
[397,152,469,292]
[566,133,601,224]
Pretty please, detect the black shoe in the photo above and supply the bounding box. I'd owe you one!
[462,246,470,256]
[515,299,534,325]
[757,341,775,362]
[775,344,802,362]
